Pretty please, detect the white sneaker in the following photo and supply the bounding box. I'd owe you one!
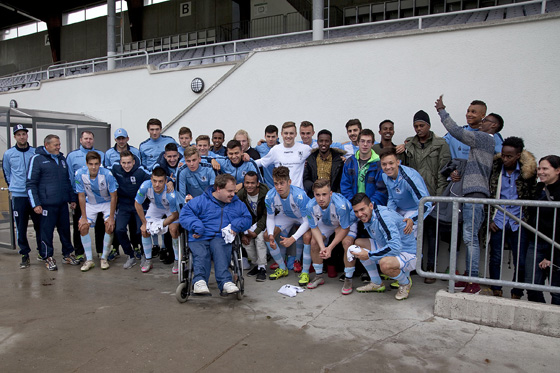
[193,280,210,294]
[123,257,136,269]
[80,260,95,272]
[223,281,240,294]
[100,259,110,270]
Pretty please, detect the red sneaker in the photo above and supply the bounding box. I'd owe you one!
[327,265,337,278]
[269,262,279,270]
[293,260,302,273]
[462,283,481,294]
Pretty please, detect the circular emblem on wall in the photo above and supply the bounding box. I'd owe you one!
[191,78,204,94]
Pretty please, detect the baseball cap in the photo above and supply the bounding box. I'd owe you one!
[114,128,128,139]
[13,124,29,134]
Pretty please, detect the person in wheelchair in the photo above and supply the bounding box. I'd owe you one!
[179,174,252,295]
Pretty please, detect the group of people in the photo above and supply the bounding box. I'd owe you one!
[3,95,559,303]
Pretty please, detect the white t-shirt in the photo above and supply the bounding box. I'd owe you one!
[255,142,311,188]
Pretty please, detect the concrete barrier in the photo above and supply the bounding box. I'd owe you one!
[434,289,560,338]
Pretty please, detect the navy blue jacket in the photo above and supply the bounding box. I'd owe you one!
[27,146,76,207]
[109,155,151,208]
[152,151,183,183]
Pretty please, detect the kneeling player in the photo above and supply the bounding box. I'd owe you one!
[134,167,180,273]
[305,179,357,293]
[76,152,118,272]
[350,193,417,300]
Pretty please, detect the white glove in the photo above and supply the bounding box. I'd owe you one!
[347,244,364,262]
[278,284,305,297]
[222,224,235,244]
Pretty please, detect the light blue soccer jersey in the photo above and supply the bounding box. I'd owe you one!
[135,180,178,212]
[382,165,432,222]
[75,166,118,204]
[306,192,356,230]
[265,185,309,219]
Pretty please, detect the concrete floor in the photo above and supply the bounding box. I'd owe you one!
[1,248,559,373]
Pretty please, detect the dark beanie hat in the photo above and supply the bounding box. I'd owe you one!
[413,110,431,126]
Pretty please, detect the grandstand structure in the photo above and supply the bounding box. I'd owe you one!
[0,0,558,92]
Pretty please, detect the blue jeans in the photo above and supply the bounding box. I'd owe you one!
[489,224,526,296]
[189,237,232,292]
[525,240,560,305]
[12,196,41,256]
[462,203,485,278]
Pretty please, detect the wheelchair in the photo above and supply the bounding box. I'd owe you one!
[175,231,245,303]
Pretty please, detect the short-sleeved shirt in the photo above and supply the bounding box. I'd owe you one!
[75,166,118,204]
[265,185,309,220]
[135,180,178,213]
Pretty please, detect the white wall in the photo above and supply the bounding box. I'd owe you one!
[1,15,559,160]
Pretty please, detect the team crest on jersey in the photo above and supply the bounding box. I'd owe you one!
[395,187,401,194]
[201,176,207,181]
[99,181,105,189]
[62,160,67,168]
[291,203,298,211]
[130,176,136,184]
[298,151,303,160]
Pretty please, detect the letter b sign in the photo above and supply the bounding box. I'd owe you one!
[180,2,192,17]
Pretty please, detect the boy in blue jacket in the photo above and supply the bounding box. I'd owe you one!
[179,174,252,295]
[176,146,215,206]
[340,129,387,206]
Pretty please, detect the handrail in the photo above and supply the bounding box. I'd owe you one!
[157,51,249,69]
[46,50,149,79]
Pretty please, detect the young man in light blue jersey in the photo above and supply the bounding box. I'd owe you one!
[176,147,216,206]
[264,166,312,280]
[75,152,118,272]
[380,148,432,237]
[177,127,193,155]
[255,124,279,189]
[215,140,262,191]
[332,119,362,158]
[298,121,318,149]
[139,118,177,170]
[351,193,417,300]
[134,167,180,274]
[305,179,358,294]
[67,130,106,261]
[3,124,42,268]
[104,128,140,168]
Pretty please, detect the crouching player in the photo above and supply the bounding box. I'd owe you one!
[134,167,180,273]
[265,166,312,281]
[76,152,118,272]
[179,174,252,295]
[350,193,417,300]
[305,179,358,293]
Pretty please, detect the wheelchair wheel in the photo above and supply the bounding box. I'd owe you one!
[231,241,244,300]
[176,282,189,303]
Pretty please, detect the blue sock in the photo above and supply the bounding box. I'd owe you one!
[344,266,355,279]
[313,263,323,275]
[296,239,303,261]
[266,241,286,270]
[101,233,113,259]
[302,244,311,274]
[392,270,410,285]
[142,236,153,260]
[172,238,179,260]
[81,234,93,261]
[361,259,382,284]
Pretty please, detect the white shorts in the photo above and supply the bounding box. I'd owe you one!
[83,202,111,225]
[146,205,178,224]
[317,221,358,242]
[274,214,303,233]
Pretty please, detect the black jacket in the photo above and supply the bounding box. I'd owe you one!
[303,148,346,198]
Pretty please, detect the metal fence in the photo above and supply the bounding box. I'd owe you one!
[416,196,560,300]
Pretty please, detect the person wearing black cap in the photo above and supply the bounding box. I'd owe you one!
[403,110,451,283]
[2,124,42,268]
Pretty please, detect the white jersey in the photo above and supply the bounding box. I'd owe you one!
[255,142,311,189]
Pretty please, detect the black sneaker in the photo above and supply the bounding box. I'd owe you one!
[20,255,30,269]
[247,266,259,277]
[152,245,160,258]
[45,257,58,271]
[133,247,143,260]
[107,248,120,262]
[361,273,370,282]
[339,274,346,282]
[62,254,80,266]
[256,268,266,282]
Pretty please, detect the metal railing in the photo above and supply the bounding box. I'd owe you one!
[416,196,560,297]
[0,0,552,89]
